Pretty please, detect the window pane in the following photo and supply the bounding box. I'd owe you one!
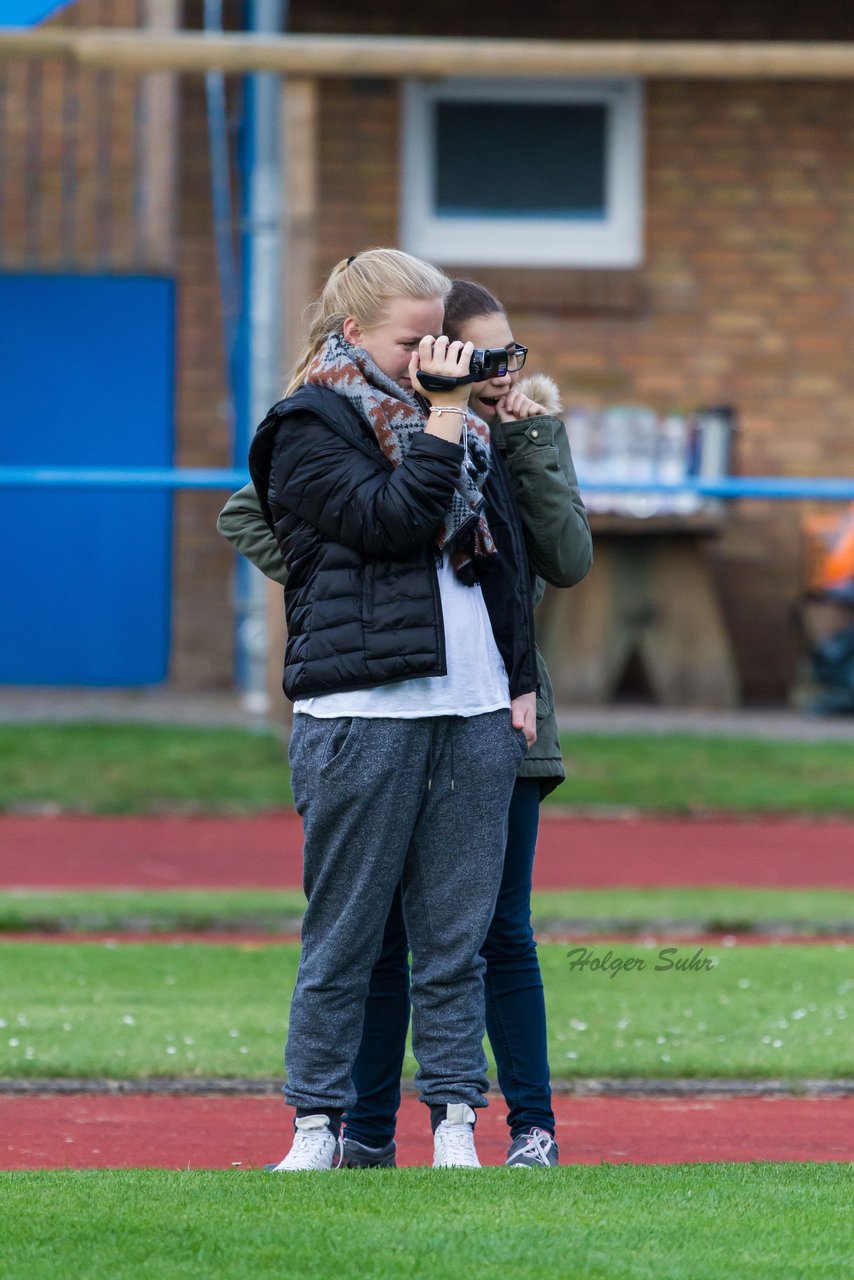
[435,101,607,219]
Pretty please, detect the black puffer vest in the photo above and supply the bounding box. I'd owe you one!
[248,384,537,703]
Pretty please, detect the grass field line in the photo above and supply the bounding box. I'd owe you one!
[4,1076,854,1097]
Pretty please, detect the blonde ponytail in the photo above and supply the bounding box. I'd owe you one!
[283,249,451,396]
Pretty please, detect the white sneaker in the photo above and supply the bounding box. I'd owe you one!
[266,1114,342,1172]
[433,1104,481,1168]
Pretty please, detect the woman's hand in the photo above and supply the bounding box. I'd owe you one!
[511,691,537,747]
[496,388,546,423]
[410,336,474,411]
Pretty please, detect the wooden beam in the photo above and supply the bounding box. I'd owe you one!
[135,1,179,268]
[3,30,854,79]
[281,77,318,376]
[264,77,320,729]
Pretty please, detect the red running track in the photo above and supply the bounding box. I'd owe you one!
[4,1094,854,1168]
[1,932,851,946]
[2,814,854,889]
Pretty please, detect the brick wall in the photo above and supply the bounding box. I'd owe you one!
[167,56,236,690]
[6,2,854,699]
[289,4,854,701]
[1,0,238,691]
[0,0,140,268]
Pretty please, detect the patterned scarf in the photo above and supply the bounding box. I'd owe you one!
[304,333,498,583]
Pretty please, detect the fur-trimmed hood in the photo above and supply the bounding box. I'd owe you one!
[517,373,562,417]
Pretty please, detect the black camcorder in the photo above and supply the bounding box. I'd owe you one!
[415,346,509,393]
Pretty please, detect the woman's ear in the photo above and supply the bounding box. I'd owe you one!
[342,316,363,346]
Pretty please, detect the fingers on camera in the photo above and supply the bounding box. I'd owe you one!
[450,338,473,370]
[420,334,473,374]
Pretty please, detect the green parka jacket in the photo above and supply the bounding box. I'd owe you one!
[218,372,592,797]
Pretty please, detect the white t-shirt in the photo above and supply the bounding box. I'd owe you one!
[294,556,510,718]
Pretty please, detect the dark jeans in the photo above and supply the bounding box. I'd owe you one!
[344,777,554,1145]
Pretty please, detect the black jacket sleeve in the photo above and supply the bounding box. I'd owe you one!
[268,411,465,560]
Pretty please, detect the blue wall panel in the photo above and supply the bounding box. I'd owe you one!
[4,2,77,26]
[0,274,175,685]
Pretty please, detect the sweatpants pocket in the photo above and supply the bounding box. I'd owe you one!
[319,717,363,781]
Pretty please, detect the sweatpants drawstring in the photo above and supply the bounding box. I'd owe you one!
[426,730,440,791]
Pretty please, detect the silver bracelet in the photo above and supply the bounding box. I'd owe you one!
[430,405,467,417]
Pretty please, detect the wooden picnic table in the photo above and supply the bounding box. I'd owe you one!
[537,510,740,708]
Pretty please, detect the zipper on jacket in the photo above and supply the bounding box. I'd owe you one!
[362,562,375,626]
[430,548,447,678]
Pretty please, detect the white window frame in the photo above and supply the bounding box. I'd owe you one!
[401,77,644,268]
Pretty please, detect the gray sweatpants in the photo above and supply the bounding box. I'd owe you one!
[285,709,526,1113]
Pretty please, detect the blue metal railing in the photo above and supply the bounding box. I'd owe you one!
[0,466,249,490]
[2,466,854,500]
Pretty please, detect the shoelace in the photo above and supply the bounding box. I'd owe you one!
[287,1130,343,1168]
[511,1128,555,1165]
[437,1123,478,1164]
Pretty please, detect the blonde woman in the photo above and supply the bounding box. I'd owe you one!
[245,250,537,1170]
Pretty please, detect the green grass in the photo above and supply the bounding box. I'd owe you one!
[1,941,852,1080]
[3,887,854,934]
[0,889,309,933]
[0,723,292,815]
[534,888,854,932]
[559,733,854,813]
[4,722,854,814]
[2,1166,852,1280]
